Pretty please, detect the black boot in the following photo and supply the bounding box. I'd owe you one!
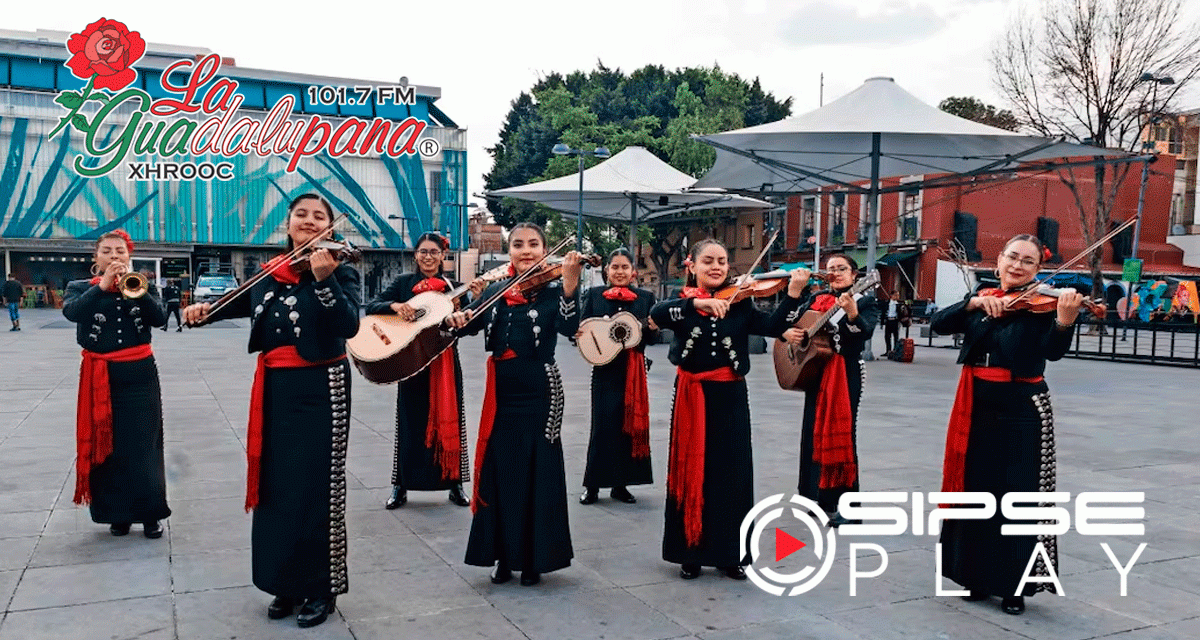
[721,566,747,580]
[296,596,336,628]
[1001,596,1025,615]
[679,564,702,580]
[109,523,131,536]
[143,521,163,539]
[520,571,541,586]
[448,484,469,507]
[491,561,512,584]
[579,487,599,505]
[385,485,407,509]
[961,589,989,602]
[267,596,297,619]
[610,486,636,503]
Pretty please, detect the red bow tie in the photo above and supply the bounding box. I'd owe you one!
[603,287,637,302]
[412,277,448,294]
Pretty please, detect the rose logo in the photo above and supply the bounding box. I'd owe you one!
[64,18,145,91]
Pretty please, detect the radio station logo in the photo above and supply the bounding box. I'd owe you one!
[50,18,440,180]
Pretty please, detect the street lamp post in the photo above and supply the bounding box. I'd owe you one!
[1123,72,1174,335]
[551,143,611,251]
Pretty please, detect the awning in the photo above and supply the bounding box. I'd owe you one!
[878,250,920,266]
[844,248,888,267]
[772,261,811,270]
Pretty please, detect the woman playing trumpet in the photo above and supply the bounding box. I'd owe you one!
[63,229,170,539]
[183,194,360,628]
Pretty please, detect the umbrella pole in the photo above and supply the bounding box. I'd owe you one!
[864,132,882,362]
[629,194,638,251]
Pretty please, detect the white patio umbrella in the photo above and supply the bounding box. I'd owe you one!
[487,146,773,248]
[693,77,1138,271]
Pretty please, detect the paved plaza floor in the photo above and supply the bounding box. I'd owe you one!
[0,308,1197,640]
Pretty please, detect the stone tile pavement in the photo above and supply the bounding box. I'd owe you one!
[0,309,1197,639]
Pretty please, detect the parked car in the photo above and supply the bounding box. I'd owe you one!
[193,274,238,303]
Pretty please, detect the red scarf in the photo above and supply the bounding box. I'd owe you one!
[603,286,637,302]
[471,349,517,512]
[808,294,858,489]
[412,277,448,294]
[245,346,346,511]
[941,366,1043,499]
[624,351,651,459]
[669,366,741,547]
[88,276,117,293]
[413,276,460,480]
[74,344,154,504]
[680,287,713,317]
[261,254,301,285]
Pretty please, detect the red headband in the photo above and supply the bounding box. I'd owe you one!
[108,229,135,253]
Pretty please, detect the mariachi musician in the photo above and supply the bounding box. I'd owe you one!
[932,234,1081,616]
[577,247,657,505]
[63,229,170,539]
[183,193,360,628]
[447,222,580,587]
[650,239,808,581]
[364,232,482,509]
[783,253,880,527]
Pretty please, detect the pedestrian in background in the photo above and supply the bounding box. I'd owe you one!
[4,273,22,331]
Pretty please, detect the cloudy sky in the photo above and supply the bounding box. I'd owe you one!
[7,0,1200,202]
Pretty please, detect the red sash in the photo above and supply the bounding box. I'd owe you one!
[807,293,858,489]
[425,349,461,481]
[670,366,740,547]
[941,366,1044,496]
[471,349,517,513]
[623,350,651,459]
[245,346,346,511]
[74,344,154,505]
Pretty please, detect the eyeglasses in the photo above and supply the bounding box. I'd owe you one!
[827,266,853,274]
[1002,252,1038,268]
[416,249,443,257]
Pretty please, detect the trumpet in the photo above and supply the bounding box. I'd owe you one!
[119,271,148,299]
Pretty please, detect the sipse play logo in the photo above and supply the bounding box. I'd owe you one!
[742,491,1148,597]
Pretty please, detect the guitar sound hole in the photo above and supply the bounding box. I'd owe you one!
[610,324,629,343]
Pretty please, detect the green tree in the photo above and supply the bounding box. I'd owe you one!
[483,63,792,266]
[937,96,1020,131]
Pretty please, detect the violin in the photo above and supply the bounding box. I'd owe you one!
[978,283,1107,319]
[512,254,602,294]
[289,239,362,270]
[711,268,828,304]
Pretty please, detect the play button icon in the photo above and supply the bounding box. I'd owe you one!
[775,528,806,562]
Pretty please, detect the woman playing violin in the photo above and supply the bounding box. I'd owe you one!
[365,232,481,509]
[649,239,808,581]
[931,234,1082,617]
[446,222,581,587]
[63,229,170,539]
[577,247,657,506]
[183,193,360,628]
[783,253,880,527]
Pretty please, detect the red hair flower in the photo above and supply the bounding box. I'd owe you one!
[110,229,135,253]
[65,19,146,91]
[1043,247,1052,262]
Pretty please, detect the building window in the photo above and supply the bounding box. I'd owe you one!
[898,178,922,242]
[801,196,816,247]
[829,192,846,246]
[857,194,869,243]
[743,224,755,249]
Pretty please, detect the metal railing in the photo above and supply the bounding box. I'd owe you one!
[1068,318,1200,368]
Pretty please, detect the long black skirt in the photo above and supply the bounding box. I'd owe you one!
[391,351,468,490]
[940,378,1059,598]
[87,356,171,525]
[582,351,653,489]
[798,356,865,513]
[663,377,753,568]
[252,360,351,599]
[465,359,573,574]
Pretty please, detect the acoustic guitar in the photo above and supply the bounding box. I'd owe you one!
[773,270,880,391]
[577,311,643,366]
[348,264,510,384]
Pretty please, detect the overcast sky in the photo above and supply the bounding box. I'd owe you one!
[8,0,1200,205]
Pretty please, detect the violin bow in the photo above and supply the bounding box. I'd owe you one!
[467,235,575,321]
[1005,216,1138,308]
[199,216,344,322]
[728,227,782,299]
